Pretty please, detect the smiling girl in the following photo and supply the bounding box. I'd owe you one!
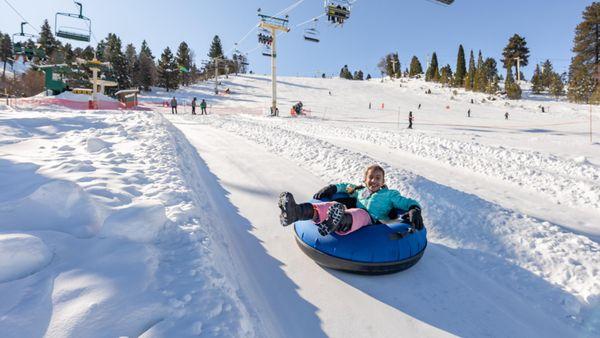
[278,164,423,236]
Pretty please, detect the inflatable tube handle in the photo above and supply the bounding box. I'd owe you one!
[389,227,416,240]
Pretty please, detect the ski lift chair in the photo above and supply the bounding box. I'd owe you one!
[12,22,35,58]
[326,0,351,24]
[55,1,92,42]
[262,45,272,57]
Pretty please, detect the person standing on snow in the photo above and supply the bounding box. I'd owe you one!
[278,164,423,236]
[191,97,197,115]
[200,99,207,115]
[467,109,471,117]
[408,111,414,129]
[170,97,178,114]
[505,112,509,120]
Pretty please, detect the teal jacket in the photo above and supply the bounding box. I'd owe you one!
[334,183,420,221]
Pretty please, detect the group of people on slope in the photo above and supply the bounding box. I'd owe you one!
[169,97,207,115]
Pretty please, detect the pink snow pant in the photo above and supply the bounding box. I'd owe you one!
[312,202,372,235]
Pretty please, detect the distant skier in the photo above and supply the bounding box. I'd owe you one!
[408,111,414,129]
[369,102,371,109]
[191,97,197,115]
[418,103,421,110]
[505,112,509,120]
[467,109,471,117]
[200,99,207,115]
[170,97,178,114]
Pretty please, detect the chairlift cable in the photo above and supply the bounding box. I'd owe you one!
[275,0,306,17]
[1,0,40,33]
[296,14,325,28]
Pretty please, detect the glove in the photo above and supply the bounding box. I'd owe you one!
[407,206,423,230]
[313,184,337,200]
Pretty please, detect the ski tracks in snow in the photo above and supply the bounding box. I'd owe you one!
[183,114,599,335]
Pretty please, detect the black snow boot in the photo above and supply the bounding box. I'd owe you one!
[278,192,315,227]
[316,203,352,236]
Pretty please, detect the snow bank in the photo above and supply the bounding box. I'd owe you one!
[101,201,168,242]
[0,107,257,337]
[56,91,117,103]
[0,234,52,283]
[86,136,112,153]
[0,180,101,238]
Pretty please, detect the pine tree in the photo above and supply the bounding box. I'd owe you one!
[158,47,179,91]
[96,39,107,61]
[531,64,544,94]
[176,41,193,86]
[465,50,475,90]
[409,56,423,77]
[385,53,401,78]
[138,40,157,91]
[366,73,372,80]
[474,50,486,92]
[124,43,138,87]
[81,46,95,60]
[501,34,530,77]
[105,33,131,90]
[568,2,600,103]
[426,52,440,82]
[540,59,554,89]
[354,70,364,80]
[63,43,76,64]
[454,44,466,87]
[440,64,453,85]
[140,40,155,59]
[1,33,13,78]
[340,65,353,79]
[505,66,522,99]
[385,54,394,78]
[208,35,224,59]
[548,72,565,98]
[37,20,60,59]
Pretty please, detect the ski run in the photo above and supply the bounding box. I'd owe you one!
[0,74,599,337]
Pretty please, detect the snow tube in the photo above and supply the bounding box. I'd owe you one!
[293,193,427,275]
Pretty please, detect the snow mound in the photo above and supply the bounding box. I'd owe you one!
[0,180,100,238]
[86,137,112,153]
[0,234,52,283]
[55,91,117,103]
[101,201,168,242]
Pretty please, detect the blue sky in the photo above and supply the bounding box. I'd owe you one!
[0,0,594,78]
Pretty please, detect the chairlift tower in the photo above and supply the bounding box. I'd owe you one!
[258,10,290,116]
[212,57,224,94]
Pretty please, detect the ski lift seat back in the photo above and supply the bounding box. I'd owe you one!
[55,1,92,42]
[303,28,320,43]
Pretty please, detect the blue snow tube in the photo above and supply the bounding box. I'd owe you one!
[293,193,427,275]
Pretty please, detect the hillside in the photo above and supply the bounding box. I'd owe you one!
[0,74,598,337]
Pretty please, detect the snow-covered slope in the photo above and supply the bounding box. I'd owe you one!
[1,74,599,337]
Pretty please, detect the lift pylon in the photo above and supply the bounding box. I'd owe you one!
[258,9,290,116]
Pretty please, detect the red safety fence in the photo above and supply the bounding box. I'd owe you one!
[7,97,153,111]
